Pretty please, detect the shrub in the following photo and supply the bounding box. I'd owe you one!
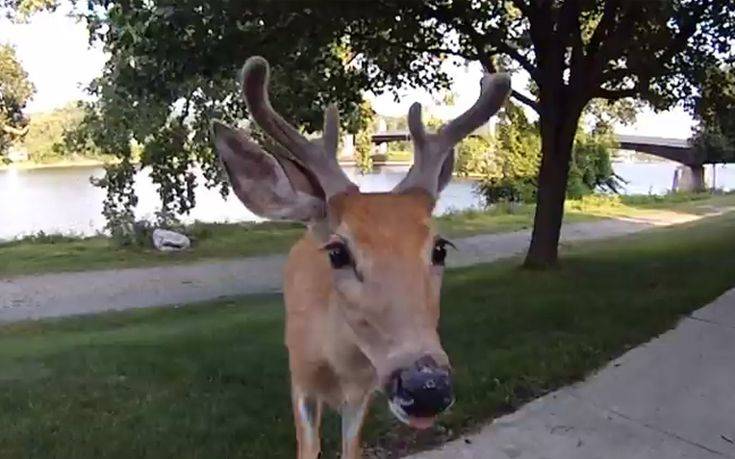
[455,136,494,177]
[475,102,621,206]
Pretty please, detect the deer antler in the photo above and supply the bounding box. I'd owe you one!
[240,56,357,199]
[394,72,511,197]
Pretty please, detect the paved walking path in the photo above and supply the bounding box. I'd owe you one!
[406,287,735,459]
[0,210,723,323]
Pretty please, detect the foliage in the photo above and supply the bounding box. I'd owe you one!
[582,98,641,131]
[691,66,735,165]
[60,2,414,234]
[454,135,493,177]
[1,0,55,20]
[0,43,34,157]
[477,103,542,204]
[353,100,375,172]
[567,128,623,199]
[477,103,621,204]
[19,103,106,162]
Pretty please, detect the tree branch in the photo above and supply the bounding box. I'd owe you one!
[511,90,540,113]
[428,2,540,83]
[1,124,29,136]
[588,1,636,88]
[595,87,637,100]
[586,0,621,56]
[597,7,699,92]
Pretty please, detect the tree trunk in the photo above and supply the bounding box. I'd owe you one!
[524,112,580,269]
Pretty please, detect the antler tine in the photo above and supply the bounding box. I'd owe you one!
[439,73,511,148]
[241,56,312,157]
[240,56,355,198]
[394,72,511,197]
[408,102,427,150]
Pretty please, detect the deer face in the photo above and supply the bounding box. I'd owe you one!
[212,56,510,430]
[326,191,453,427]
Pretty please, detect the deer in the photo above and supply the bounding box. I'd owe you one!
[212,56,510,459]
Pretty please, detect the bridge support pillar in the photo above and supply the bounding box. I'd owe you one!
[672,164,705,192]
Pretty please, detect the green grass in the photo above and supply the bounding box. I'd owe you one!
[2,192,733,278]
[385,150,413,162]
[1,212,734,458]
[0,221,304,277]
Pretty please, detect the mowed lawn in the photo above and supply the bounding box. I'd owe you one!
[1,213,734,458]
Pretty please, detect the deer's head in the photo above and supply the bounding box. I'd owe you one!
[213,57,510,429]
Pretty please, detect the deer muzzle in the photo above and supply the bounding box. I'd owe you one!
[385,355,454,429]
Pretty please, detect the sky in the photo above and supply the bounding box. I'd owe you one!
[1,7,696,139]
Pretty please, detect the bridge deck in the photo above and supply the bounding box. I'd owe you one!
[370,132,700,165]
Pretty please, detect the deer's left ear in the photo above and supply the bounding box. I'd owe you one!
[212,121,326,222]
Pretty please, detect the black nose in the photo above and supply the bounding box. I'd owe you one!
[387,356,454,418]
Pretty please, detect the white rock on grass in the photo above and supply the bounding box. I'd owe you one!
[152,228,191,252]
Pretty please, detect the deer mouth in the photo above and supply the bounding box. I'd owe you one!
[388,398,438,430]
[385,358,454,430]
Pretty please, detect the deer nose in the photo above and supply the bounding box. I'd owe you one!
[387,356,454,419]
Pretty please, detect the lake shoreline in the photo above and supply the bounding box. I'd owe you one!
[0,158,113,171]
[1,158,415,172]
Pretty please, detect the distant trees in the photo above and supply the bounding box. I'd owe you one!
[0,44,34,158]
[20,103,106,163]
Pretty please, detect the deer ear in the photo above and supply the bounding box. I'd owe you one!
[437,149,455,194]
[212,121,326,222]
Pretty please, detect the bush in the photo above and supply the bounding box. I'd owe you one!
[567,129,623,199]
[455,136,494,177]
[353,101,375,172]
[475,102,621,206]
[476,103,540,205]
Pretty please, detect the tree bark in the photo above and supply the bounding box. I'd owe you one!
[523,109,581,269]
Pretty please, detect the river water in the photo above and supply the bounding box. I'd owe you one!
[1,162,733,240]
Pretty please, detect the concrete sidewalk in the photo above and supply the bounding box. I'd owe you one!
[407,288,735,459]
[0,210,720,323]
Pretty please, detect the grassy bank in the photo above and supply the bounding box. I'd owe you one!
[1,192,733,277]
[0,212,733,458]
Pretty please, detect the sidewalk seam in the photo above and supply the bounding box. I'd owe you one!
[568,391,733,458]
[687,314,735,332]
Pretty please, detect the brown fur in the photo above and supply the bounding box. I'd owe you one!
[283,191,448,458]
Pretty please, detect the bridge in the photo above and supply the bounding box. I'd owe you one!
[369,131,705,190]
[615,134,698,165]
[372,131,697,163]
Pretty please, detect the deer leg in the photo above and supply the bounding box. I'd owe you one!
[340,393,371,459]
[292,389,322,459]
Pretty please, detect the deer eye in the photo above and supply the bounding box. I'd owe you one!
[324,241,353,269]
[432,238,454,266]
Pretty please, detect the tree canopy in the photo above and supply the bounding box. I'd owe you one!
[0,43,34,157]
[691,66,735,165]
[53,0,735,264]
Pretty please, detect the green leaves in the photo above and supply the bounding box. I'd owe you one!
[0,44,34,155]
[691,65,735,165]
